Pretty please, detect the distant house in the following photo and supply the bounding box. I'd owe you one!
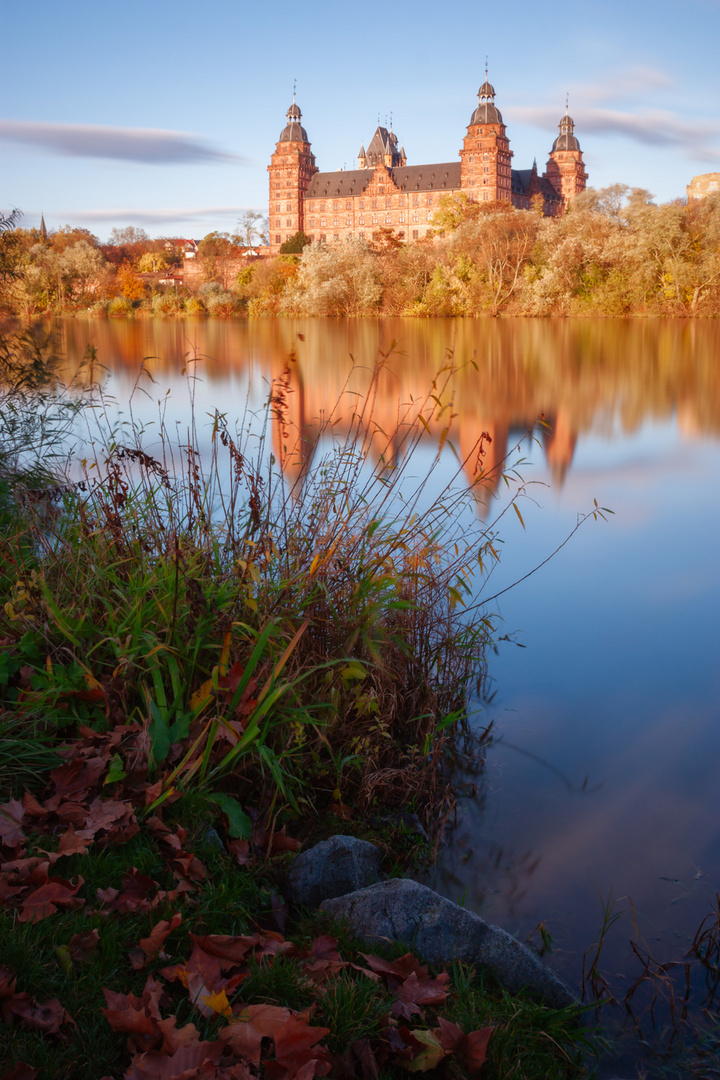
[687,173,720,202]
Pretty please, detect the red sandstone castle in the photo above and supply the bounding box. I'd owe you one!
[268,77,588,253]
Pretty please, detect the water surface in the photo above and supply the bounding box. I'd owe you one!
[56,317,720,1048]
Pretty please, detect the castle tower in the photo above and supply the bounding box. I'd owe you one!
[460,76,513,203]
[544,105,587,210]
[268,96,317,254]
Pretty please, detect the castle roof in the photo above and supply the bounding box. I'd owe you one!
[278,99,308,143]
[551,110,581,152]
[305,162,461,199]
[470,77,503,126]
[364,126,403,167]
[511,169,561,201]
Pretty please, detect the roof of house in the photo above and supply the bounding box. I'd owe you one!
[305,162,462,199]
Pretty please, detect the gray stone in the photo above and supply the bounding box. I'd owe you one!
[288,835,383,909]
[320,878,576,1009]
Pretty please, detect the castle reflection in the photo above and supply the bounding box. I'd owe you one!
[54,317,720,504]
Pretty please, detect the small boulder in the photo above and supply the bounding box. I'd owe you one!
[288,835,383,909]
[320,878,575,1008]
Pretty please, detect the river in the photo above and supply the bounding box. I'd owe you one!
[54,316,720,1072]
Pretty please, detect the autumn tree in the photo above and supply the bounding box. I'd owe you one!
[236,211,268,248]
[282,239,382,316]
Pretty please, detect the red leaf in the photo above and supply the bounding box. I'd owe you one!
[18,875,85,923]
[68,929,100,964]
[220,1003,294,1063]
[123,1041,224,1079]
[4,993,75,1033]
[138,912,182,959]
[459,1026,494,1072]
[0,799,26,848]
[156,1015,203,1054]
[0,1064,39,1080]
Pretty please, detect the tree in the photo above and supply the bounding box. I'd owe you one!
[432,193,481,234]
[236,211,268,248]
[0,209,23,281]
[279,230,311,254]
[136,251,170,274]
[282,238,382,315]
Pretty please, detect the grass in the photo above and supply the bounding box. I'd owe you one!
[0,327,603,1078]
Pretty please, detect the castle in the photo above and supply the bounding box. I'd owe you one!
[268,77,588,254]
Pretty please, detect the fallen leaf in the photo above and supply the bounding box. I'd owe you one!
[220,1003,294,1063]
[4,993,76,1034]
[18,875,85,923]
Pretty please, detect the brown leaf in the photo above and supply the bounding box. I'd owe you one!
[220,1003,294,1063]
[0,1063,39,1080]
[397,970,450,1008]
[0,966,17,997]
[458,1026,493,1072]
[68,929,99,964]
[227,838,250,866]
[268,1014,331,1079]
[48,756,105,799]
[18,875,85,923]
[102,976,164,1043]
[4,993,76,1033]
[54,825,93,858]
[82,795,135,836]
[21,792,49,819]
[123,1041,224,1079]
[156,1015,203,1054]
[0,799,26,848]
[138,912,182,959]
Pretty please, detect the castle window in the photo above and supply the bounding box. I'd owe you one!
[412,195,418,206]
[359,232,365,239]
[412,230,418,240]
[484,166,489,173]
[483,153,489,161]
[275,235,281,244]
[372,198,377,208]
[310,217,315,226]
[399,212,405,222]
[320,202,326,211]
[346,216,351,226]
[275,203,280,212]
[286,219,292,227]
[333,200,338,209]
[468,179,475,186]
[426,195,432,205]
[427,212,432,222]
[483,191,489,200]
[320,218,326,227]
[286,202,291,211]
[372,214,378,225]
[385,197,391,208]
[385,213,391,223]
[412,211,418,222]
[333,217,339,226]
[469,155,475,163]
[346,200,351,209]
[359,214,364,225]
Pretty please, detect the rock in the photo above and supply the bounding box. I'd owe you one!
[288,835,383,909]
[320,878,576,1009]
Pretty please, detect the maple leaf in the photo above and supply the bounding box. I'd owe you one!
[156,1015,203,1054]
[138,912,182,959]
[48,755,105,799]
[0,966,17,997]
[123,1041,224,1079]
[201,987,233,1019]
[102,975,164,1042]
[3,993,76,1034]
[266,1014,331,1080]
[458,1026,494,1072]
[66,928,100,964]
[18,874,85,923]
[82,795,135,837]
[54,825,93,858]
[220,1003,294,1063]
[21,792,48,819]
[0,1063,39,1080]
[0,798,26,848]
[397,1028,446,1073]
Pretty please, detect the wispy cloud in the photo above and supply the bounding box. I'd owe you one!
[0,120,240,165]
[507,66,720,162]
[60,206,257,226]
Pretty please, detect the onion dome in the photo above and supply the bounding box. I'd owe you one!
[470,79,503,125]
[552,110,581,152]
[279,98,308,142]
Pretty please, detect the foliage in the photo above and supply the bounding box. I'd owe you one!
[279,230,311,254]
[282,238,382,315]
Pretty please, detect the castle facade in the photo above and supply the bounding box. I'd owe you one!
[268,79,588,254]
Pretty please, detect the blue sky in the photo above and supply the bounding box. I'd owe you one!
[2,0,719,242]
